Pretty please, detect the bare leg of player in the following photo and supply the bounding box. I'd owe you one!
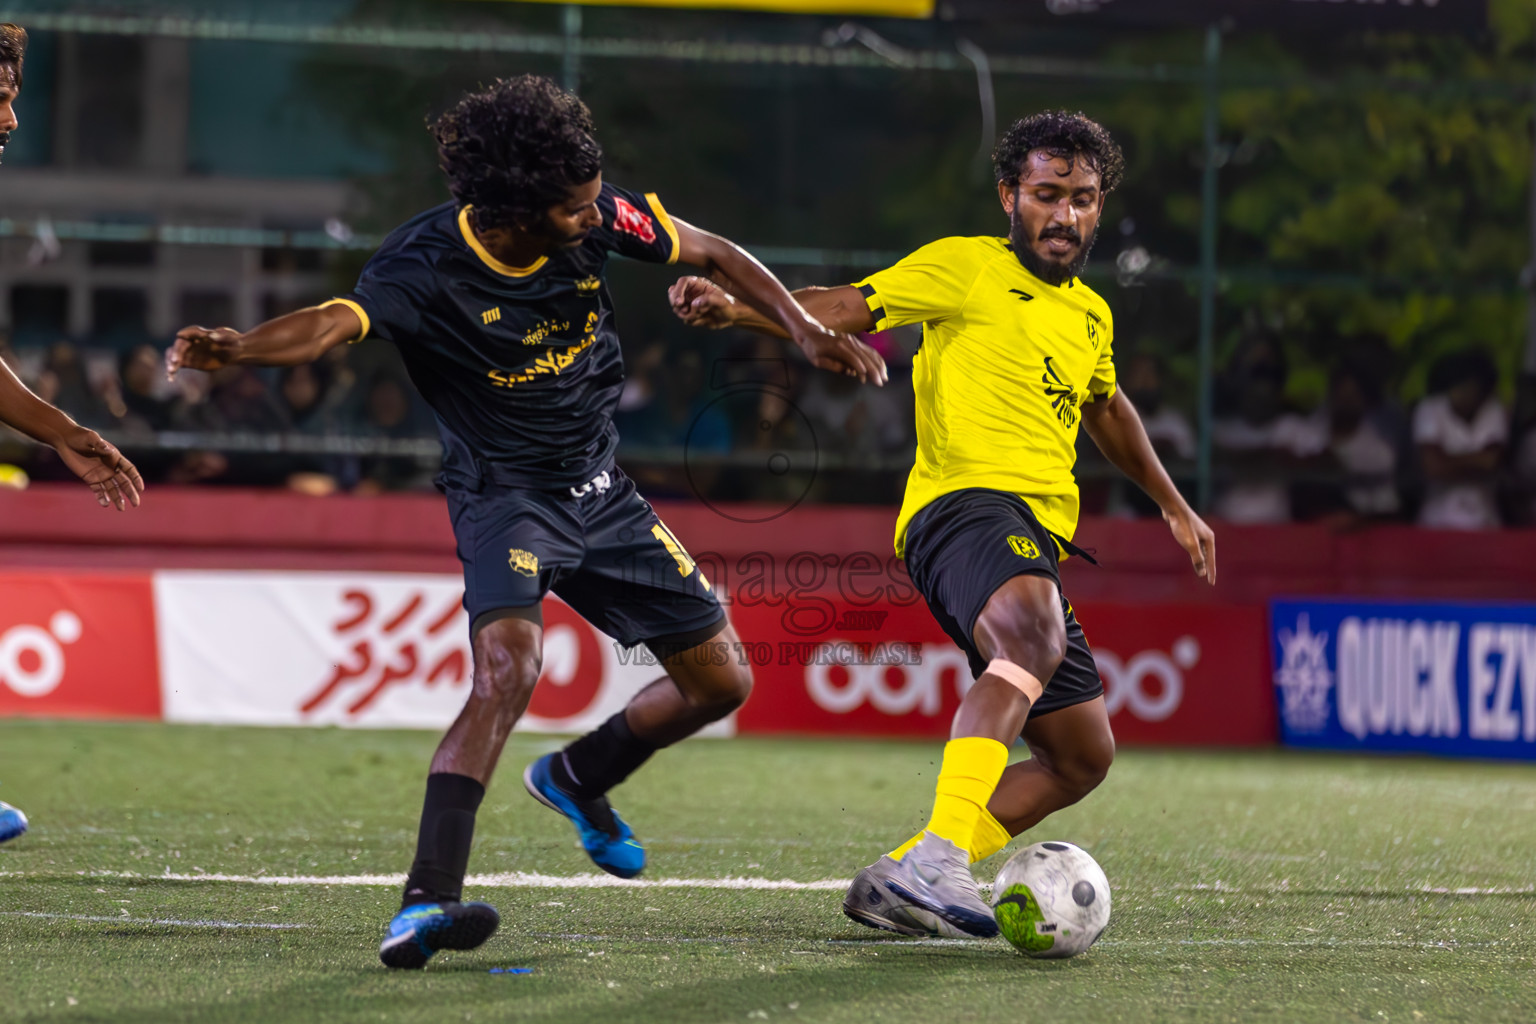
[404,616,544,903]
[625,622,754,744]
[430,616,545,782]
[845,575,1071,938]
[958,575,1070,743]
[982,698,1116,837]
[382,615,545,969]
[874,574,1070,863]
[875,576,1070,869]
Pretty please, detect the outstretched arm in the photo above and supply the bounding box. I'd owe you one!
[670,276,877,339]
[1082,389,1216,585]
[671,221,885,384]
[0,359,143,510]
[165,302,363,379]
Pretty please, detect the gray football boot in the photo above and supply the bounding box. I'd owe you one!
[843,854,973,937]
[870,832,998,938]
[843,856,938,936]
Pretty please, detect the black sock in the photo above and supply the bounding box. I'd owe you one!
[401,772,485,909]
[551,711,658,800]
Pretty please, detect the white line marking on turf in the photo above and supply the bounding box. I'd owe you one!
[827,938,977,948]
[8,872,1531,898]
[826,937,1495,951]
[529,932,753,944]
[1171,882,1536,897]
[0,911,306,930]
[3,870,850,891]
[1096,938,1497,950]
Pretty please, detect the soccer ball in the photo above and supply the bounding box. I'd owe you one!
[990,841,1110,958]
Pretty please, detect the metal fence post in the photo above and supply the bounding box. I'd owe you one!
[1525,60,1536,380]
[1196,22,1222,513]
[562,4,582,93]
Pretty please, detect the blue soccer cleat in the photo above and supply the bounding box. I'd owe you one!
[523,753,645,879]
[378,900,500,970]
[0,801,27,844]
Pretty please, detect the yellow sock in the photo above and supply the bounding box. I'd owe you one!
[888,831,922,861]
[969,808,1012,864]
[889,807,1012,865]
[889,737,1008,860]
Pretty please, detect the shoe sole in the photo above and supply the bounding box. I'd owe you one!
[841,901,932,937]
[379,908,500,970]
[522,760,563,815]
[882,880,999,939]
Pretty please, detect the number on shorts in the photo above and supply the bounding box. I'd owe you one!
[651,522,710,590]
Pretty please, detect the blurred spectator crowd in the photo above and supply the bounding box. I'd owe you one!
[3,327,1536,530]
[1085,333,1536,530]
[0,337,438,495]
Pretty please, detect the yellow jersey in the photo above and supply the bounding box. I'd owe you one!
[856,235,1117,556]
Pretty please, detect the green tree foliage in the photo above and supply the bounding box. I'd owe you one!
[1108,5,1532,400]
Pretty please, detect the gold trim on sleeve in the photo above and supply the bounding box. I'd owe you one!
[645,192,682,265]
[318,298,371,344]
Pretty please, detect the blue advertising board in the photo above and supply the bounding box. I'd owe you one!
[1271,598,1536,760]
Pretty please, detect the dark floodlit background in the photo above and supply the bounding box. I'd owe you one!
[1,0,1534,529]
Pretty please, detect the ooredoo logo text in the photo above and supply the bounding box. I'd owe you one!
[0,610,83,698]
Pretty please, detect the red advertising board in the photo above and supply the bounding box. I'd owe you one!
[0,565,1275,747]
[731,598,1273,745]
[0,573,162,720]
[1084,603,1274,745]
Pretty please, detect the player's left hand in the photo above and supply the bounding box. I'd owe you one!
[1163,503,1215,585]
[668,276,738,329]
[56,426,144,511]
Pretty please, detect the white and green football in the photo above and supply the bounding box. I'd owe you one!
[990,840,1110,958]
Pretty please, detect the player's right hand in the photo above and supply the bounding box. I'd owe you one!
[1163,503,1216,585]
[668,276,738,329]
[792,323,888,386]
[166,325,242,380]
[56,426,144,511]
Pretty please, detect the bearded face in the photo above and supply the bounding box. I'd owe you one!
[1001,149,1104,287]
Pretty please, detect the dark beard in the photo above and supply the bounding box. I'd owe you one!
[536,227,588,251]
[505,216,588,252]
[548,224,589,248]
[1009,205,1095,286]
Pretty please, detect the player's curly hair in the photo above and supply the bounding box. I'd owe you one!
[993,110,1123,194]
[431,75,602,233]
[0,23,26,87]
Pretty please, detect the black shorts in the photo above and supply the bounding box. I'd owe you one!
[902,488,1104,721]
[443,465,726,656]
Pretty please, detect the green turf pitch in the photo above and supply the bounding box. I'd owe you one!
[2,721,1534,1023]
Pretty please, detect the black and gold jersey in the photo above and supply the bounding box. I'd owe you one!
[325,182,679,489]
